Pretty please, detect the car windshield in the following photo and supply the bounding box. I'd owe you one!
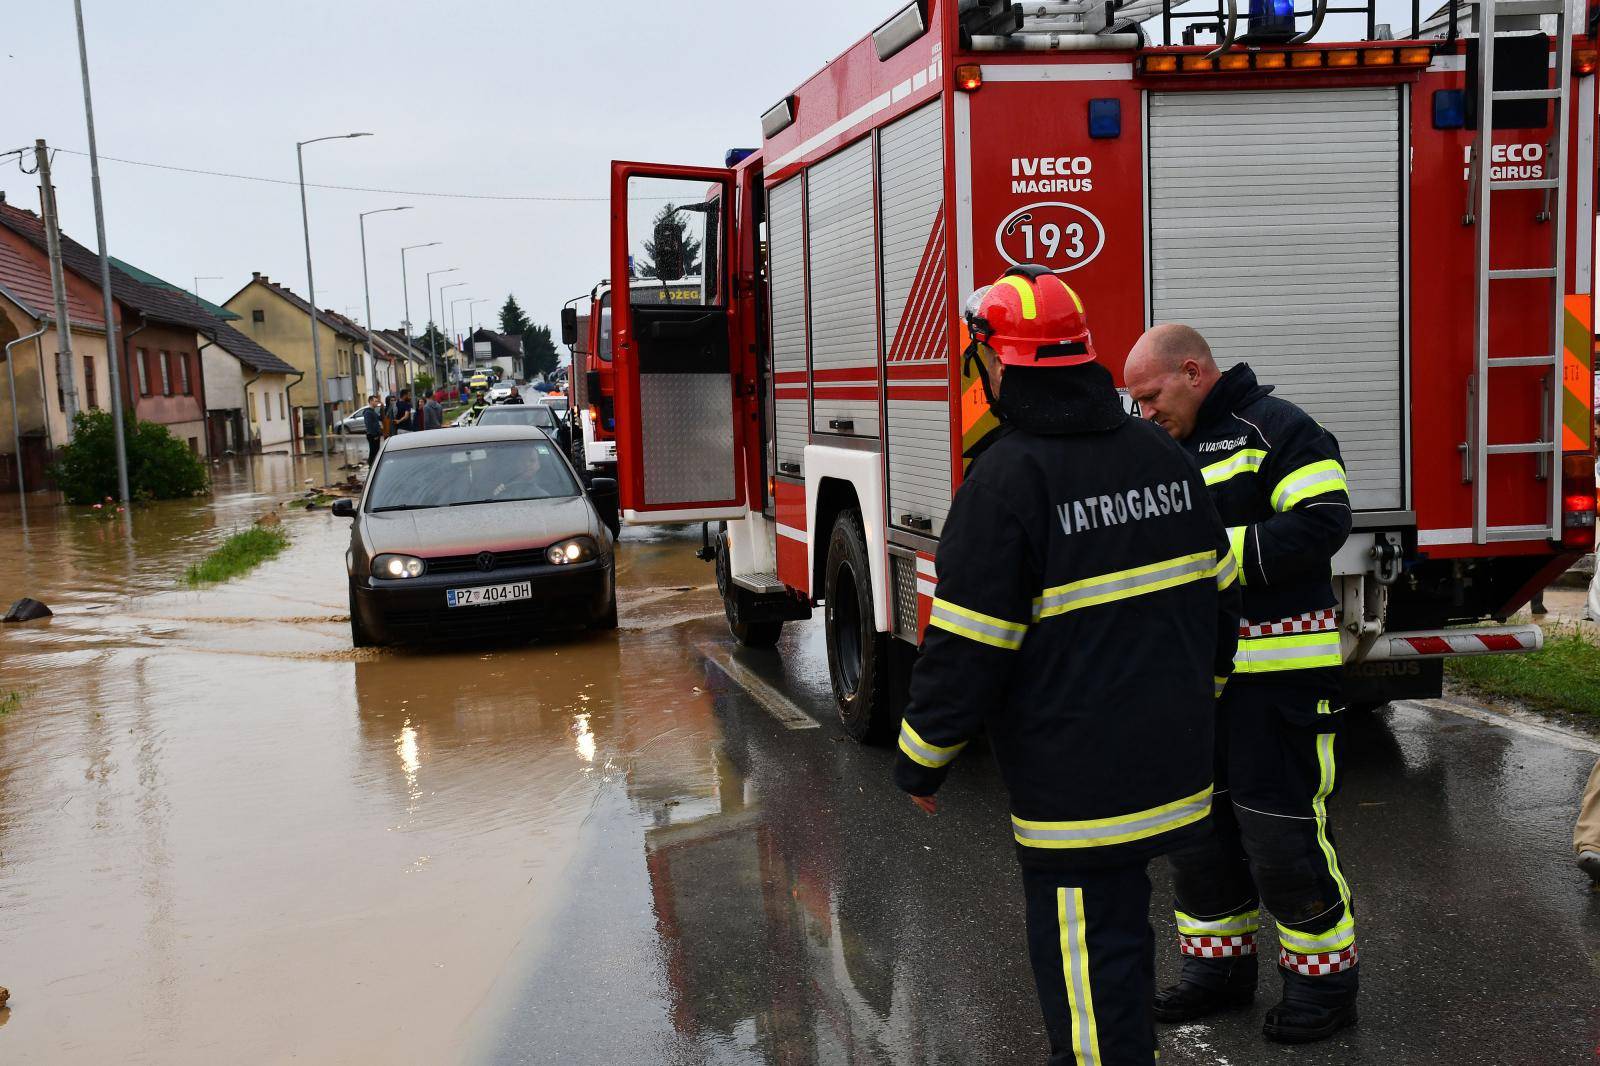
[475,405,558,429]
[366,438,577,511]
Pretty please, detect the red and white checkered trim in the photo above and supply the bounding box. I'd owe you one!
[1180,933,1257,958]
[1240,609,1338,639]
[1279,945,1359,976]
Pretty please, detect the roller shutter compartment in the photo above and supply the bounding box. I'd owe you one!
[767,175,809,476]
[1148,87,1404,512]
[806,138,881,438]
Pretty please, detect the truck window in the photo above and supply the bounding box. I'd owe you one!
[598,292,613,363]
[624,176,724,308]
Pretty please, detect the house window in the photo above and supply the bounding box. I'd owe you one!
[187,437,199,455]
[278,392,285,419]
[179,354,191,395]
[252,308,265,324]
[158,351,171,396]
[264,390,272,421]
[249,392,258,423]
[83,355,97,409]
[136,348,150,396]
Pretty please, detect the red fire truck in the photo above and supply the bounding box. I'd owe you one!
[606,0,1598,739]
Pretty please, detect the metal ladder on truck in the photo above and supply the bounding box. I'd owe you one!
[1466,0,1574,543]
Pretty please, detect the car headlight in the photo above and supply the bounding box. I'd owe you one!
[372,553,425,579]
[546,537,598,565]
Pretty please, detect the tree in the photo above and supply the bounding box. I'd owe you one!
[51,410,208,504]
[412,322,451,360]
[523,323,559,380]
[637,203,701,281]
[499,296,530,337]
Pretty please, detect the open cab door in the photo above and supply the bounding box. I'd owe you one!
[609,161,744,524]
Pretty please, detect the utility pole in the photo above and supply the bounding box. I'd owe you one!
[34,142,79,432]
[72,1,132,503]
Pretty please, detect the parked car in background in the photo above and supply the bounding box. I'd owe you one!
[474,403,561,436]
[334,426,619,646]
[487,381,516,404]
[542,394,569,418]
[335,410,367,435]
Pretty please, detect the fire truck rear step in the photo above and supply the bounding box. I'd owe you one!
[732,572,786,595]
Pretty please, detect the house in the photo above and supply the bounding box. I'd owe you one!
[0,196,218,464]
[200,323,300,455]
[367,329,424,396]
[222,273,370,436]
[0,209,113,491]
[466,328,523,382]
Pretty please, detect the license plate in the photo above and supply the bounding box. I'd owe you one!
[446,581,533,608]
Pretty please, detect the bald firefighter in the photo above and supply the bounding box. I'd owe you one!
[1124,324,1359,1044]
[895,266,1241,1065]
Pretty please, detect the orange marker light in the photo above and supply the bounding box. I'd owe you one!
[1143,54,1179,73]
[1328,49,1359,67]
[1255,51,1287,69]
[955,64,983,91]
[1182,54,1215,71]
[1219,52,1251,70]
[1290,51,1323,68]
[1575,47,1598,75]
[1398,46,1433,65]
[1363,48,1396,65]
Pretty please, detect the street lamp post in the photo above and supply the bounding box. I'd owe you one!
[440,282,468,382]
[297,130,372,487]
[425,267,458,392]
[359,206,412,403]
[400,241,440,392]
[450,296,474,376]
[467,298,489,335]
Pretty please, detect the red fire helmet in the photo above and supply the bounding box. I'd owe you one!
[967,264,1098,367]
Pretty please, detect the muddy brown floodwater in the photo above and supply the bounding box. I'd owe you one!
[0,446,734,1064]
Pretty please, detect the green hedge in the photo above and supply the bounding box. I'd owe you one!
[51,410,209,504]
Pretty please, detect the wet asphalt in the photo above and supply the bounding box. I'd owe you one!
[0,448,1597,1064]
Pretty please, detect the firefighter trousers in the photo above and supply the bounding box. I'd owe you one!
[1022,862,1157,1066]
[1166,683,1357,978]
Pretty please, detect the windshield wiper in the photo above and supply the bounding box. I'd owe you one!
[369,504,433,513]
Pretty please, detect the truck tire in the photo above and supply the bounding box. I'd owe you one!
[715,527,783,648]
[825,510,892,744]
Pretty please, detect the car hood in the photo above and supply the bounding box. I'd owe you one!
[361,495,597,557]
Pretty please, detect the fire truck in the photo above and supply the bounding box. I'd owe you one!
[562,277,709,484]
[606,0,1599,740]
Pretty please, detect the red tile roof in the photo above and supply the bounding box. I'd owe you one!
[0,224,107,328]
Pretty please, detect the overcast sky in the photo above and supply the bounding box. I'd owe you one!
[2,0,872,349]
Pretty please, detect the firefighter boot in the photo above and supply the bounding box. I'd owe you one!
[1153,952,1257,1023]
[1263,963,1358,1043]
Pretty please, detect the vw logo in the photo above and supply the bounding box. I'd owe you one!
[476,551,496,572]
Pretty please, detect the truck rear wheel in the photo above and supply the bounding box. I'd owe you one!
[714,527,783,648]
[825,510,892,744]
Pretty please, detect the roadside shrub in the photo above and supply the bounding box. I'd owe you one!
[52,410,209,504]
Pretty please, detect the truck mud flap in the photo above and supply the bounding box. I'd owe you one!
[1341,659,1443,708]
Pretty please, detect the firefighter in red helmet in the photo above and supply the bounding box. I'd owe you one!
[895,265,1241,1065]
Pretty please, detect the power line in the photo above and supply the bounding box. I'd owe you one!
[48,147,612,202]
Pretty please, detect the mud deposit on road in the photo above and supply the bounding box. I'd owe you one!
[0,450,730,1064]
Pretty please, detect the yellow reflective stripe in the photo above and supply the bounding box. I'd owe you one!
[1013,786,1212,849]
[1058,887,1102,1066]
[1314,731,1354,909]
[997,275,1038,319]
[1270,459,1348,512]
[1214,675,1229,699]
[1233,630,1343,674]
[1200,448,1267,487]
[1213,550,1238,591]
[897,719,966,769]
[1033,551,1217,621]
[929,597,1027,650]
[1056,277,1085,313]
[1278,911,1356,955]
[1175,908,1261,937]
[1227,526,1247,586]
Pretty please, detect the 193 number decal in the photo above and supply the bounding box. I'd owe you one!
[995,202,1105,273]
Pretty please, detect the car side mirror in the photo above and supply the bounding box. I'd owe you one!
[560,307,578,347]
[588,477,617,497]
[331,498,356,518]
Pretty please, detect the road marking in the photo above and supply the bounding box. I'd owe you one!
[697,644,820,730]
[1403,698,1600,755]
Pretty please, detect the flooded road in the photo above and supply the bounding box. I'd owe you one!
[1,447,1599,1064]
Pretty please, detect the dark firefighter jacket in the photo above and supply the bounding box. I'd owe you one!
[1183,364,1352,695]
[894,364,1242,870]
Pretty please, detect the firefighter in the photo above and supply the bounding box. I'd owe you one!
[896,266,1241,1066]
[1123,323,1359,1044]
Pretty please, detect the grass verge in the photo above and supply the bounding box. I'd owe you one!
[183,526,290,587]
[288,494,335,509]
[0,690,20,715]
[1446,624,1600,719]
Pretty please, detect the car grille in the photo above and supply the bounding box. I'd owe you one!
[423,547,548,575]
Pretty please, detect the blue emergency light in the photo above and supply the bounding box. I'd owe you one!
[1247,0,1296,41]
[725,148,757,167]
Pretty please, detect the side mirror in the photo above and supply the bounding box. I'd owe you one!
[560,307,578,347]
[331,498,357,518]
[588,477,618,496]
